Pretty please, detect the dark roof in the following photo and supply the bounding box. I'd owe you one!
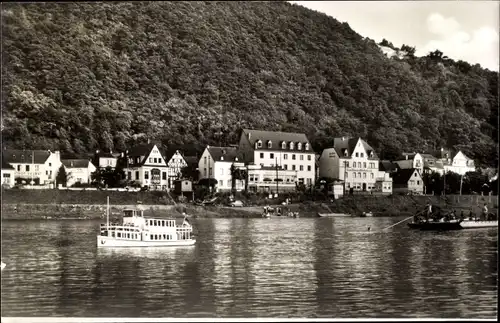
[332,137,378,160]
[1,155,15,170]
[391,168,419,185]
[207,146,239,162]
[61,159,91,168]
[123,143,167,167]
[379,160,398,172]
[184,156,198,166]
[241,129,314,153]
[3,149,52,164]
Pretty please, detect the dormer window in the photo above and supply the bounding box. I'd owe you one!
[256,140,262,149]
[305,143,309,151]
[344,149,348,157]
[297,143,302,150]
[370,151,373,158]
[267,140,272,149]
[281,141,286,149]
[289,142,294,150]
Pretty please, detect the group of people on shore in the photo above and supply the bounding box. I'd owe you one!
[414,201,495,223]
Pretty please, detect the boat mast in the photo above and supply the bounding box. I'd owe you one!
[106,196,109,230]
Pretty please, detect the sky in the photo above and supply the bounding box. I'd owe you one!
[290,1,499,71]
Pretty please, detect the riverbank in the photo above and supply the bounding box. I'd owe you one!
[1,189,497,220]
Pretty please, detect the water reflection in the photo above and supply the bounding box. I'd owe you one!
[1,218,497,318]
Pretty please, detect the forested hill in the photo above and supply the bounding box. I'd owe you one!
[1,1,498,166]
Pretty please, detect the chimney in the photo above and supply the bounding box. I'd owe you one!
[147,138,150,144]
[248,132,251,140]
[342,137,345,141]
[406,155,408,160]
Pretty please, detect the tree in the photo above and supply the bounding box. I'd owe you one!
[230,163,247,193]
[56,165,71,187]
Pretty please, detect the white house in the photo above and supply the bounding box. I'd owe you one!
[165,150,188,189]
[444,151,475,175]
[61,159,97,187]
[198,146,245,192]
[319,137,379,192]
[122,143,169,190]
[1,155,15,188]
[237,129,316,188]
[374,160,395,194]
[392,168,424,195]
[93,150,120,169]
[3,149,62,186]
[393,153,424,174]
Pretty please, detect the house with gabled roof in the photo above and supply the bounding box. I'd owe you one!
[1,155,15,188]
[374,160,395,194]
[2,149,62,186]
[198,145,245,192]
[122,143,169,190]
[444,150,475,175]
[92,150,120,169]
[164,149,189,189]
[61,159,97,187]
[391,168,423,195]
[319,137,379,192]
[238,129,316,188]
[393,152,424,174]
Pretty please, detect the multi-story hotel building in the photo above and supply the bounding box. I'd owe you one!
[319,137,379,192]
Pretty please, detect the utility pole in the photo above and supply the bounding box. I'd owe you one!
[443,171,446,197]
[343,160,347,196]
[275,156,279,195]
[31,150,34,186]
[459,173,463,196]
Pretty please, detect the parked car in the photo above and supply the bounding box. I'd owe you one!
[229,200,244,207]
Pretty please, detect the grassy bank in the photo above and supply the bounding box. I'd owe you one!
[1,189,497,220]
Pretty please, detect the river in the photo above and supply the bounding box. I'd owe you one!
[1,216,497,318]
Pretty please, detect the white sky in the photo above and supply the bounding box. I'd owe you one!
[290,1,499,71]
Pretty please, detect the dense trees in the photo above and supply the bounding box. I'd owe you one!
[1,1,498,167]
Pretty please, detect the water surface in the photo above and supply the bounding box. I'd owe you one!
[1,216,497,318]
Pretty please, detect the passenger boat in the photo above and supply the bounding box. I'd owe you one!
[318,212,351,217]
[97,197,195,248]
[408,218,498,231]
[1,261,5,270]
[459,219,498,229]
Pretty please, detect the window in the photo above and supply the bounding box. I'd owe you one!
[144,171,149,180]
[136,171,139,180]
[345,162,349,168]
[3,173,10,178]
[284,154,288,160]
[220,168,224,175]
[361,153,364,158]
[219,180,223,186]
[203,168,207,175]
[300,155,304,161]
[204,157,207,165]
[358,172,361,178]
[297,143,302,150]
[370,173,374,179]
[158,158,162,164]
[363,162,367,168]
[227,180,230,187]
[308,155,311,161]
[35,165,39,171]
[209,168,212,176]
[417,180,420,185]
[257,140,262,148]
[26,165,30,171]
[17,165,21,171]
[292,154,296,160]
[292,165,296,170]
[414,173,417,177]
[49,163,52,167]
[289,142,294,150]
[307,165,311,171]
[281,141,286,149]
[267,141,272,148]
[260,153,264,158]
[305,143,309,150]
[149,158,153,163]
[355,153,359,157]
[299,165,304,171]
[128,171,132,180]
[162,172,167,180]
[270,153,274,159]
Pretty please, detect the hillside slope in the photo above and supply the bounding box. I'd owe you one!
[1,1,498,166]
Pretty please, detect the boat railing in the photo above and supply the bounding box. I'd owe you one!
[100,225,141,232]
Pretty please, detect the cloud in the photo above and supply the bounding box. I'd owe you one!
[417,13,499,71]
[427,13,460,35]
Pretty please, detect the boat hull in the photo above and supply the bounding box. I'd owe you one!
[408,221,462,231]
[460,220,498,229]
[318,213,351,217]
[97,235,196,248]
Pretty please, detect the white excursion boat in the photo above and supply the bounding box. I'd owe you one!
[459,219,498,229]
[97,197,196,248]
[1,261,5,270]
[318,212,352,217]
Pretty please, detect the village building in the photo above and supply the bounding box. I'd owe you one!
[391,168,424,195]
[2,149,62,186]
[198,146,245,192]
[393,152,424,174]
[164,150,188,189]
[122,143,169,190]
[318,137,379,192]
[444,151,476,175]
[374,160,396,194]
[61,159,97,187]
[237,129,316,188]
[1,155,15,188]
[92,150,120,169]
